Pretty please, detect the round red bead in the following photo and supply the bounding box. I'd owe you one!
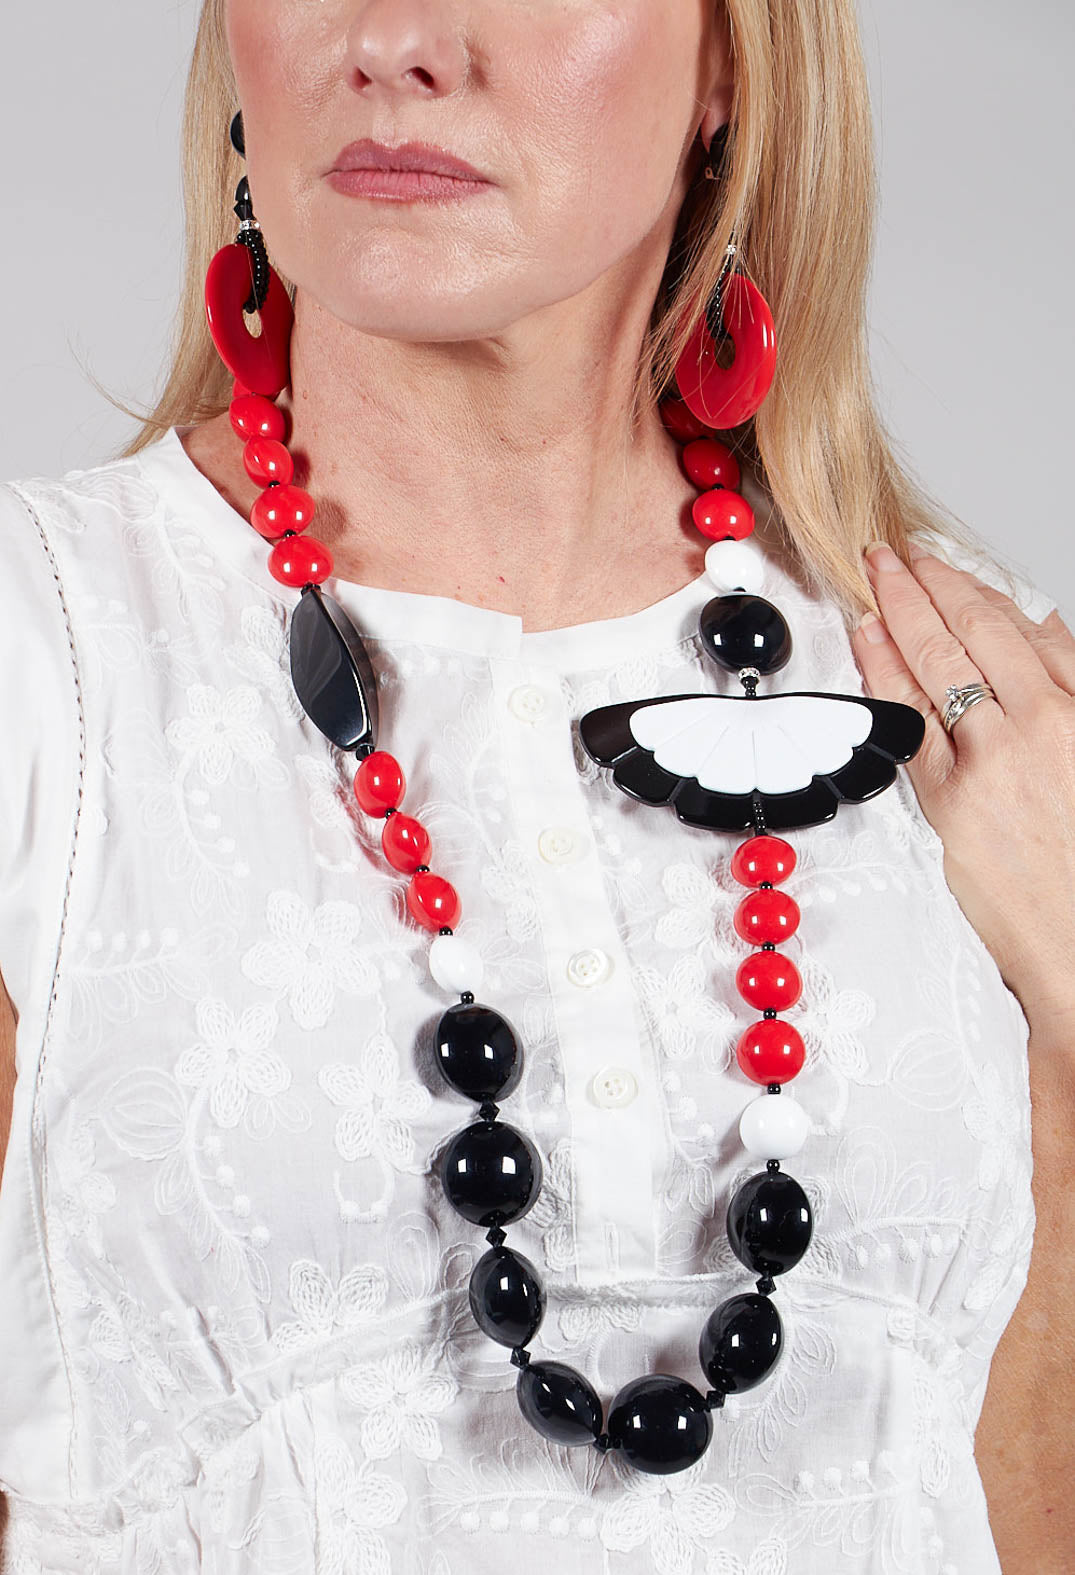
[682,437,741,493]
[692,488,755,542]
[251,484,316,541]
[731,835,797,888]
[243,437,294,488]
[736,951,802,1011]
[381,813,431,874]
[267,534,332,587]
[736,1019,806,1085]
[407,871,461,932]
[658,397,710,443]
[734,888,800,946]
[354,752,407,816]
[229,393,285,443]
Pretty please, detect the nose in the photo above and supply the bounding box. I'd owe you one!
[345,0,468,97]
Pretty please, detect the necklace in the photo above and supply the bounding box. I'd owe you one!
[203,160,927,1475]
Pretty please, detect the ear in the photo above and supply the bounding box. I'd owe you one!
[698,8,734,150]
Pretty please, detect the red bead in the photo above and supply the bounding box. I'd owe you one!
[406,871,462,931]
[243,437,294,487]
[692,488,755,542]
[736,1019,806,1085]
[734,888,800,945]
[682,438,741,493]
[354,752,407,816]
[674,274,778,429]
[205,241,294,396]
[251,484,316,541]
[267,534,332,587]
[230,393,286,443]
[730,834,797,887]
[232,377,250,400]
[659,397,710,443]
[736,951,802,1011]
[381,813,431,874]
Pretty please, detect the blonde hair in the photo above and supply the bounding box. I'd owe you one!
[115,0,1012,625]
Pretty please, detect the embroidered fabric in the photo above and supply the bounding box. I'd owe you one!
[0,426,1058,1574]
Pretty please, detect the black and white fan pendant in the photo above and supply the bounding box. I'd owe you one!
[579,591,926,832]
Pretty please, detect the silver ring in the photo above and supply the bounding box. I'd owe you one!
[940,682,996,733]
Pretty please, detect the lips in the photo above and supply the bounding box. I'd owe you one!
[332,139,490,183]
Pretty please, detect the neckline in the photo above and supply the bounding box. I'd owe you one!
[136,425,766,671]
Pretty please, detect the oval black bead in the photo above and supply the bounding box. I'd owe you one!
[435,1003,522,1103]
[289,587,379,752]
[698,593,792,675]
[726,1171,813,1277]
[607,1374,713,1475]
[441,1121,542,1228]
[469,1245,546,1348]
[517,1359,603,1447]
[698,1292,783,1395]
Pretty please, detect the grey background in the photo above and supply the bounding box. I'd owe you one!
[1,0,1071,614]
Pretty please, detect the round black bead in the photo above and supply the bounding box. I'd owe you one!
[440,1121,542,1228]
[606,1375,713,1475]
[516,1360,603,1447]
[434,1003,523,1103]
[698,594,792,675]
[698,1292,783,1395]
[230,110,246,158]
[469,1246,546,1349]
[726,1170,813,1277]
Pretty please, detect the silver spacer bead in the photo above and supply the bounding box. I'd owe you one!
[738,666,761,682]
[238,218,262,234]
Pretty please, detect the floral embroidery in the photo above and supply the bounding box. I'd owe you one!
[599,1454,736,1575]
[166,682,289,792]
[174,997,292,1133]
[271,1259,390,1354]
[341,1340,459,1460]
[241,889,381,1028]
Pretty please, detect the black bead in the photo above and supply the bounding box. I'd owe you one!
[726,1170,813,1277]
[469,1246,546,1348]
[434,1003,523,1103]
[517,1360,603,1447]
[606,1375,713,1475]
[440,1121,542,1228]
[289,587,379,753]
[698,1292,783,1395]
[230,110,246,158]
[698,594,792,675]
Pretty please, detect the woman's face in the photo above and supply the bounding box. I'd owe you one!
[225,0,730,341]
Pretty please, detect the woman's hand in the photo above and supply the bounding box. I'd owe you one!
[852,541,1075,1041]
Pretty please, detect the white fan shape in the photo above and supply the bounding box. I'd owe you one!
[628,694,874,795]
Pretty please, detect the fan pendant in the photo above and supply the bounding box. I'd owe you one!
[578,689,925,833]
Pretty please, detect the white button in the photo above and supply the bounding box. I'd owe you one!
[590,1065,638,1109]
[566,948,613,988]
[537,826,584,865]
[508,684,554,724]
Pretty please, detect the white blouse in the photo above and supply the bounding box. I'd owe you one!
[0,426,1056,1575]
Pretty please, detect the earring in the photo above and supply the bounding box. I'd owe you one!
[204,110,294,398]
[673,127,777,430]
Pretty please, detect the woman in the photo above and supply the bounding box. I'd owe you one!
[0,0,1072,1570]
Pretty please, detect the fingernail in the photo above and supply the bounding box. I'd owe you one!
[858,611,888,645]
[864,542,900,572]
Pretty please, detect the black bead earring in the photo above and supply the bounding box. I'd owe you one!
[227,109,269,316]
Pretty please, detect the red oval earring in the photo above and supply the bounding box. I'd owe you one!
[674,272,777,431]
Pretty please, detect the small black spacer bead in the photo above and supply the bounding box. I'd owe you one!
[756,1273,777,1295]
[509,1345,531,1370]
[478,1100,500,1123]
[460,991,475,1005]
[767,1082,782,1094]
[766,1158,781,1174]
[759,880,774,889]
[383,805,397,818]
[485,1225,507,1247]
[281,530,297,539]
[704,1389,727,1410]
[354,742,375,761]
[763,1008,778,1019]
[438,925,453,936]
[593,1433,614,1454]
[415,865,431,874]
[761,941,776,951]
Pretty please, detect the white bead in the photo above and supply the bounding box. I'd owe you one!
[704,539,765,594]
[429,933,484,995]
[739,1091,810,1158]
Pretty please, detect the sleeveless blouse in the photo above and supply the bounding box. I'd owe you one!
[0,427,1056,1575]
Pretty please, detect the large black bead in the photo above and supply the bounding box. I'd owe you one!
[441,1121,542,1228]
[607,1375,713,1475]
[435,1003,522,1103]
[698,594,792,675]
[726,1171,813,1277]
[517,1360,603,1447]
[469,1246,546,1348]
[699,1292,783,1395]
[289,587,379,752]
